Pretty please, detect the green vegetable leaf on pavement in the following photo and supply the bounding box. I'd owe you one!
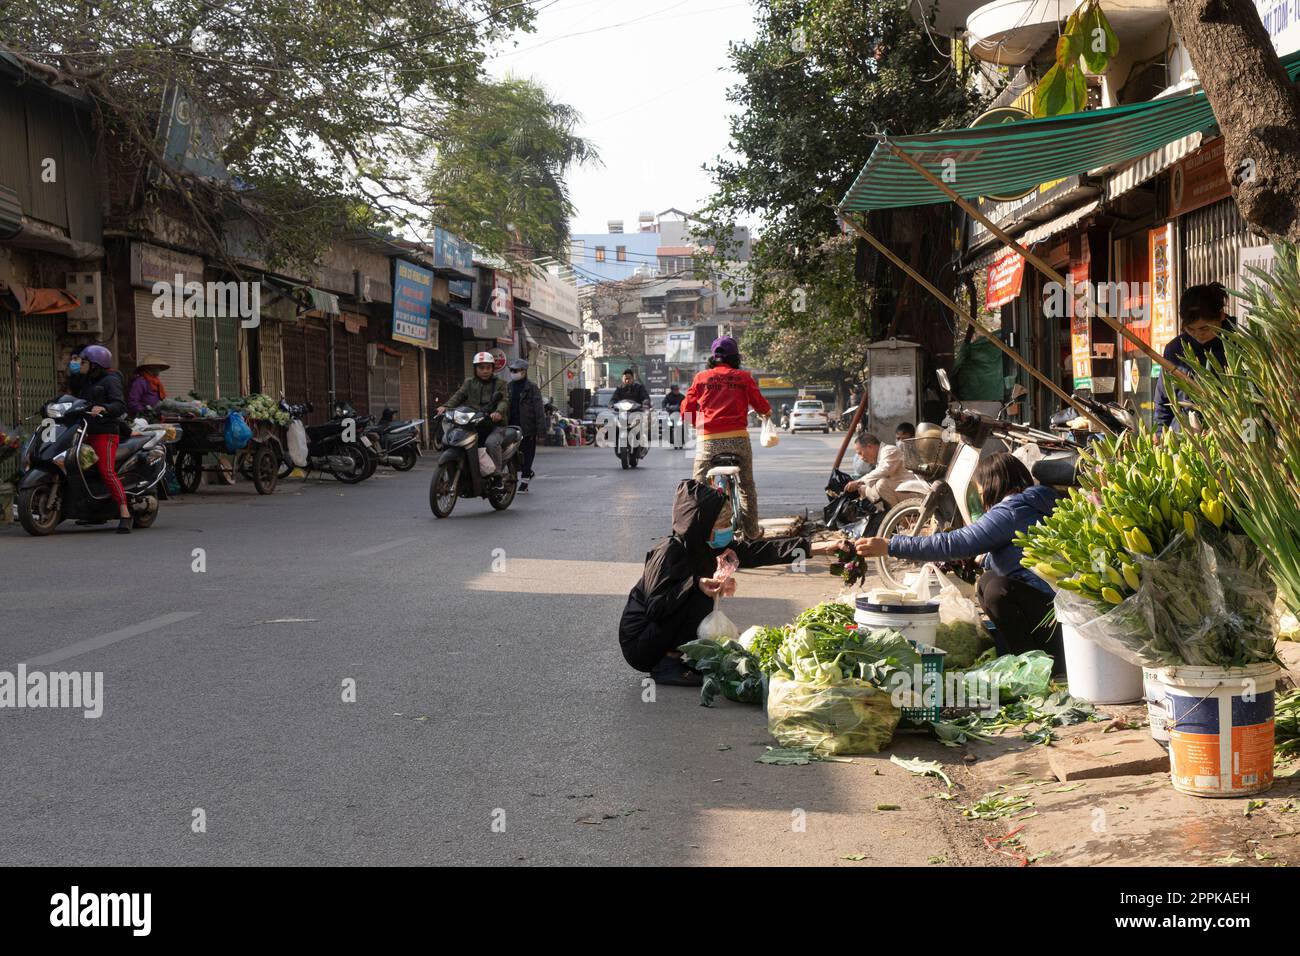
[890,754,953,788]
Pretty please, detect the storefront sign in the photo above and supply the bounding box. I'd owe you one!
[645,356,669,390]
[1237,243,1277,318]
[130,242,204,289]
[1149,224,1177,357]
[432,227,475,300]
[392,258,434,348]
[666,330,695,364]
[491,275,515,338]
[986,251,1024,310]
[758,376,793,389]
[1070,254,1092,390]
[1169,138,1231,218]
[1254,0,1300,57]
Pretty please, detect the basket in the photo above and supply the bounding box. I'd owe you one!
[899,436,955,480]
[900,639,946,725]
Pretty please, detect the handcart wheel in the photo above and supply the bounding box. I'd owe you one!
[175,450,203,494]
[252,442,280,495]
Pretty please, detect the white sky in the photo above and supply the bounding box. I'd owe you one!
[485,0,759,234]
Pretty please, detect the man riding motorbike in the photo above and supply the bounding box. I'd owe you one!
[437,352,509,476]
[612,368,650,407]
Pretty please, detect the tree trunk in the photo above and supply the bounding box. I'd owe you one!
[1168,0,1300,239]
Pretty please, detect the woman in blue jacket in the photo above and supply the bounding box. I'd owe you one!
[854,452,1065,672]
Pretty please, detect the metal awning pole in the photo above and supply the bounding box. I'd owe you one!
[882,139,1181,379]
[840,212,1115,435]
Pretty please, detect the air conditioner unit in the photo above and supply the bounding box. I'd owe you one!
[65,271,103,334]
[355,271,373,302]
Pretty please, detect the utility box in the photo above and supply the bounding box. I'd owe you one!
[864,338,922,440]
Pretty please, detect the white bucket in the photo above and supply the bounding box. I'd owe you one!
[1061,623,1143,704]
[1142,668,1170,748]
[854,597,939,647]
[1157,662,1280,797]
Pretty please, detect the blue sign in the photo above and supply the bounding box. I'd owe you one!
[432,226,474,300]
[392,258,434,347]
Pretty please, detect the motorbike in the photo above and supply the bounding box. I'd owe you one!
[428,406,524,518]
[278,400,371,483]
[872,370,1108,590]
[333,403,423,472]
[15,396,169,536]
[608,399,651,470]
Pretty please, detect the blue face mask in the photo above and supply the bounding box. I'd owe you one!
[68,360,82,374]
[709,527,735,550]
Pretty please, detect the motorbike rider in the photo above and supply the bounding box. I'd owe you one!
[619,478,838,686]
[612,368,650,407]
[70,344,132,533]
[662,383,685,448]
[437,352,509,476]
[506,358,545,493]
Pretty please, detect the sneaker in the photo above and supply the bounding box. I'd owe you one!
[517,480,529,494]
[648,656,703,687]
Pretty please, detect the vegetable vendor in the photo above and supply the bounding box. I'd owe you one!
[854,452,1066,673]
[619,478,838,687]
[1154,282,1233,430]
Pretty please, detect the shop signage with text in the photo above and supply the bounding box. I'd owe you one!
[986,251,1024,310]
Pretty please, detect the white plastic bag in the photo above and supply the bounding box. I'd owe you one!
[697,551,741,640]
[477,448,496,475]
[759,415,780,448]
[287,419,309,468]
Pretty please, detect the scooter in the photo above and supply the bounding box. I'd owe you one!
[609,399,651,470]
[332,403,423,472]
[278,400,370,483]
[428,406,524,518]
[15,396,169,536]
[873,370,1087,590]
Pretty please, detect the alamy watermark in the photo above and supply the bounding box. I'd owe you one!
[152,273,261,329]
[1043,277,1151,323]
[0,665,103,718]
[888,667,1001,717]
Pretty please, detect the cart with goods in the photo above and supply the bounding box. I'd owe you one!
[0,422,26,523]
[157,394,288,495]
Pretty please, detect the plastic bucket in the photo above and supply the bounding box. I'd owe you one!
[854,597,939,647]
[1142,668,1170,749]
[1060,623,1143,704]
[1157,662,1280,797]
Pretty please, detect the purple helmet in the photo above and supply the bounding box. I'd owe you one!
[711,336,740,359]
[81,344,112,368]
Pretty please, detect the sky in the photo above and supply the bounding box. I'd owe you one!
[484,0,760,235]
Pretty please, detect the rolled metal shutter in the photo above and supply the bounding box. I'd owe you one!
[134,290,195,396]
[259,318,284,399]
[1180,198,1270,291]
[400,348,419,419]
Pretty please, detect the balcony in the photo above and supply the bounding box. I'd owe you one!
[965,0,1169,66]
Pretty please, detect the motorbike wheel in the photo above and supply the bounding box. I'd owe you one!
[132,495,160,529]
[874,498,935,591]
[392,446,419,472]
[332,445,370,484]
[251,443,280,495]
[17,484,62,536]
[175,450,203,494]
[429,461,460,518]
[618,444,631,470]
[488,462,518,511]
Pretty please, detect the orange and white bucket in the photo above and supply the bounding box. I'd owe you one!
[1157,662,1280,797]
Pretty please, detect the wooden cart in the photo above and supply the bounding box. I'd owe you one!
[164,414,283,495]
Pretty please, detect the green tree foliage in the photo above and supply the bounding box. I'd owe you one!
[699,0,981,386]
[0,0,536,268]
[423,76,599,269]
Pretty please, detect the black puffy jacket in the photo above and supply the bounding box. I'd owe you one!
[75,369,127,435]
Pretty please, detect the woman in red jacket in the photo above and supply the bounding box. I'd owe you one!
[681,336,771,540]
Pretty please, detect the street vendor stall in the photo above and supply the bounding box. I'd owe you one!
[156,395,287,495]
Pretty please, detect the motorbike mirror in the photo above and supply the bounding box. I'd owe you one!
[1010,383,1028,400]
[936,368,952,394]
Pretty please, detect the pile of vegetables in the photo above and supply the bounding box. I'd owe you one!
[208,393,289,425]
[1014,429,1277,667]
[1277,689,1300,760]
[1174,241,1300,617]
[677,638,764,707]
[933,620,986,669]
[828,539,869,587]
[767,673,901,755]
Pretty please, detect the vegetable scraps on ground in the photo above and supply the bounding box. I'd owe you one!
[1015,428,1277,668]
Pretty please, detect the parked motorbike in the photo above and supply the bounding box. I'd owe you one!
[278,400,370,483]
[15,396,169,536]
[609,399,651,470]
[332,403,423,472]
[872,370,1092,590]
[428,406,524,518]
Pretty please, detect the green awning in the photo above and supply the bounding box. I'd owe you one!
[839,51,1300,212]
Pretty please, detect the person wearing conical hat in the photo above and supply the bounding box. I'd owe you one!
[127,354,170,415]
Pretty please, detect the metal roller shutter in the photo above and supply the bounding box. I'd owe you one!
[134,290,195,396]
[259,319,284,399]
[0,310,58,482]
[1180,198,1270,291]
[399,348,419,419]
[368,349,401,417]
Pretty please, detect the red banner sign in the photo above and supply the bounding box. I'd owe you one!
[986,251,1024,310]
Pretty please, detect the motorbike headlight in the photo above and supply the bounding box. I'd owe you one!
[453,409,475,425]
[45,401,73,418]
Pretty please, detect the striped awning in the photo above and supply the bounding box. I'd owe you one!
[1104,131,1204,202]
[839,51,1300,212]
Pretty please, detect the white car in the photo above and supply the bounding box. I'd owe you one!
[787,400,829,433]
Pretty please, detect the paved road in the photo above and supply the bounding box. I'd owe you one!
[0,430,992,866]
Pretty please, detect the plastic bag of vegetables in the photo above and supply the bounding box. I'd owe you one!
[767,673,901,755]
[959,650,1054,703]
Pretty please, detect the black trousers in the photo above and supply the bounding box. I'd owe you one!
[620,589,715,672]
[976,573,1066,675]
[520,436,537,478]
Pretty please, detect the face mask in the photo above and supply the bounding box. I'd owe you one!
[510,371,524,381]
[709,527,735,550]
[69,360,81,374]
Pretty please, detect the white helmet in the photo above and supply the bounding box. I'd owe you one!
[472,351,495,366]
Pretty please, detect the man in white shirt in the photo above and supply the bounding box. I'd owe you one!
[846,431,915,508]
